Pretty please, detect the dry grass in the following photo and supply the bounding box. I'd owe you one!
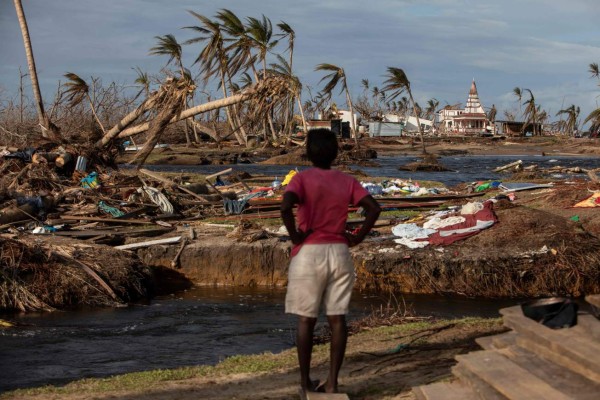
[0,236,151,312]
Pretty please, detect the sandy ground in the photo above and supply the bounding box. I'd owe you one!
[3,319,506,400]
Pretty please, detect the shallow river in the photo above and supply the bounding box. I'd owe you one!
[2,154,598,392]
[0,287,520,392]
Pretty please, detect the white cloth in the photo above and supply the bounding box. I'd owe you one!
[423,216,466,230]
[391,223,436,239]
[460,201,484,215]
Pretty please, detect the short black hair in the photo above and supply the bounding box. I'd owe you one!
[306,128,338,168]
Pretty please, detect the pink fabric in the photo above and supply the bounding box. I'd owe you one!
[285,168,369,257]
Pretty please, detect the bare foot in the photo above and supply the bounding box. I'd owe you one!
[316,381,338,393]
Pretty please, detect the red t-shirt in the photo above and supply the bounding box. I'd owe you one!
[285,168,369,257]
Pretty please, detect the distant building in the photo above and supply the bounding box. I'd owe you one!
[437,80,493,135]
[495,120,543,137]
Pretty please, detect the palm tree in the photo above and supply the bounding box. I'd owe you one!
[556,105,580,136]
[271,54,307,135]
[149,34,185,76]
[215,9,256,79]
[382,67,426,153]
[425,98,439,121]
[245,15,279,141]
[276,21,296,136]
[185,11,246,145]
[132,66,150,100]
[13,0,59,140]
[315,63,357,143]
[63,72,106,134]
[584,63,600,135]
[521,89,538,135]
[513,87,523,119]
[149,34,196,145]
[245,15,277,79]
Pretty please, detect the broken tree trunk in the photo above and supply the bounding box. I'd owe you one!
[95,96,156,148]
[115,91,250,139]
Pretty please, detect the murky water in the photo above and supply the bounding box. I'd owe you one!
[0,287,520,392]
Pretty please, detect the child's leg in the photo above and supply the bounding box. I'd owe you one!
[324,314,347,393]
[297,315,317,390]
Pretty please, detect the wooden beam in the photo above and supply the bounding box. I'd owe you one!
[138,168,209,203]
[115,236,182,250]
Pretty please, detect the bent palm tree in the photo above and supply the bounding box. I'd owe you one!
[556,105,580,136]
[521,89,538,136]
[382,67,426,153]
[315,63,357,144]
[271,54,307,135]
[149,34,196,145]
[13,0,59,140]
[63,72,106,134]
[276,21,296,136]
[584,63,600,134]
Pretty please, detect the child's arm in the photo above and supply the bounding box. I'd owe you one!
[280,191,311,245]
[346,195,381,247]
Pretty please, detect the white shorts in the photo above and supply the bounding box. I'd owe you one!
[285,243,355,318]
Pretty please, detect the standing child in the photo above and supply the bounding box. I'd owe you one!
[280,128,381,394]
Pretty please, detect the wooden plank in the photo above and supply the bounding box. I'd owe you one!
[497,345,600,399]
[412,380,477,400]
[59,215,154,224]
[305,392,349,400]
[572,314,600,341]
[205,168,233,180]
[115,236,181,250]
[456,350,571,400]
[501,306,600,383]
[452,363,505,400]
[51,227,172,238]
[139,168,209,203]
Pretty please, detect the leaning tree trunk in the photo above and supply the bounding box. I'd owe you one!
[345,87,358,146]
[13,0,59,141]
[408,90,427,154]
[95,96,155,148]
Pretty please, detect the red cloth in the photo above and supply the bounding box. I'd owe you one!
[285,168,368,256]
[426,201,498,246]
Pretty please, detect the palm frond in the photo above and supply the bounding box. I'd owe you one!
[63,72,89,106]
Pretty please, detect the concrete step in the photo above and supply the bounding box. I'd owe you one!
[500,306,600,383]
[412,380,478,400]
[572,313,600,341]
[497,344,600,400]
[455,350,571,400]
[475,331,516,351]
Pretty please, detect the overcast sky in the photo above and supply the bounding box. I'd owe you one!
[2,0,600,127]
